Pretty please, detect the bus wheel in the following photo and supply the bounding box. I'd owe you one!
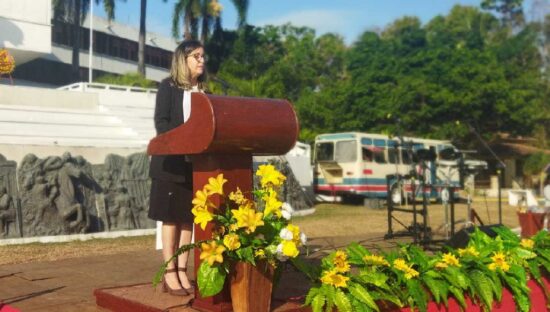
[390,184,403,205]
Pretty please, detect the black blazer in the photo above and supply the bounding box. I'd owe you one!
[149,78,192,182]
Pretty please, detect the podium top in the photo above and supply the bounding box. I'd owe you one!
[147,93,299,156]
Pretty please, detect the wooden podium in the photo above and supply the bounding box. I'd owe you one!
[147,93,299,311]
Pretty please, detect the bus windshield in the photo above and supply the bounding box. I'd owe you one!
[315,142,334,161]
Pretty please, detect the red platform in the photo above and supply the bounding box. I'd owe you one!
[0,304,20,312]
[94,283,309,312]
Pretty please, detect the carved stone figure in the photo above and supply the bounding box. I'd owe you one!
[0,186,16,237]
[113,186,136,230]
[94,152,153,231]
[0,154,19,237]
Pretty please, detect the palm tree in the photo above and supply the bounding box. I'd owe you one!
[138,0,147,76]
[170,0,248,42]
[53,0,117,82]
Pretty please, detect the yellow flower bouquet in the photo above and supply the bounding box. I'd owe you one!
[155,164,307,297]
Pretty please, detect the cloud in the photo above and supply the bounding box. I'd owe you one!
[254,9,358,38]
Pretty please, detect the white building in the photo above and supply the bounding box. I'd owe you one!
[0,0,176,86]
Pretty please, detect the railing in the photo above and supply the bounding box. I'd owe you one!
[57,82,157,94]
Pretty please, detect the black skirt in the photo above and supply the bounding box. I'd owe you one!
[148,179,194,223]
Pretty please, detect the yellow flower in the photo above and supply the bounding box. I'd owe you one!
[255,249,266,259]
[435,262,448,269]
[363,254,390,266]
[320,269,349,288]
[333,251,350,273]
[393,258,419,279]
[192,189,214,209]
[281,240,300,258]
[223,233,241,251]
[234,207,264,233]
[191,206,213,230]
[229,187,247,204]
[200,241,226,266]
[405,270,420,279]
[256,164,286,187]
[263,190,283,217]
[204,173,227,196]
[488,252,510,272]
[458,246,480,257]
[441,253,461,267]
[229,223,239,232]
[520,239,534,249]
[286,224,301,242]
[0,49,15,75]
[231,201,254,220]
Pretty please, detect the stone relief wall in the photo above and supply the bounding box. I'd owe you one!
[0,152,153,238]
[0,153,312,239]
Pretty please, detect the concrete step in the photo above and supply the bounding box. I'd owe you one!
[0,104,121,126]
[0,135,147,148]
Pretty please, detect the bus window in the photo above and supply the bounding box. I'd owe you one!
[335,140,357,162]
[388,148,399,164]
[362,147,373,162]
[401,150,412,164]
[316,142,334,161]
[374,149,386,164]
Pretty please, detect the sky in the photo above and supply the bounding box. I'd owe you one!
[97,0,540,45]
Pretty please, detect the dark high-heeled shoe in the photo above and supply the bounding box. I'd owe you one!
[178,267,195,294]
[162,268,189,296]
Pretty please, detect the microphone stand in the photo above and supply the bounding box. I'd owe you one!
[467,122,505,225]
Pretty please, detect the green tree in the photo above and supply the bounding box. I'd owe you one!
[481,0,525,28]
[170,0,247,42]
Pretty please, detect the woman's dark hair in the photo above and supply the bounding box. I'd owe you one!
[169,39,207,89]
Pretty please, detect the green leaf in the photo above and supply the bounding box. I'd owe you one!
[197,261,226,297]
[406,279,428,312]
[423,276,443,304]
[236,246,255,264]
[305,287,319,305]
[448,285,467,309]
[320,284,335,312]
[370,290,404,308]
[346,242,370,264]
[333,288,353,312]
[357,270,390,289]
[311,293,326,312]
[442,266,468,289]
[350,297,371,312]
[470,270,494,310]
[348,283,380,311]
[291,257,321,282]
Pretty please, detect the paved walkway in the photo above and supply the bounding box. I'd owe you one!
[0,234,404,311]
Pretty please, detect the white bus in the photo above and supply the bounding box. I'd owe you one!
[313,132,468,204]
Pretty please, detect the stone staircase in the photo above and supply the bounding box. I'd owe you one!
[0,83,157,163]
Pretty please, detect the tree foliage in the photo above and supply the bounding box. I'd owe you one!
[205,2,548,145]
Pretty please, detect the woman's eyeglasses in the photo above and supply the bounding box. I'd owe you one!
[187,53,206,62]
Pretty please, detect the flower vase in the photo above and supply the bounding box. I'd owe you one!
[230,260,274,312]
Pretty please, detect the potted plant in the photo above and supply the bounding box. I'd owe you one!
[154,164,307,312]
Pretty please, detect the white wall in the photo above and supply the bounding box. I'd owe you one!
[0,0,51,63]
[0,85,98,110]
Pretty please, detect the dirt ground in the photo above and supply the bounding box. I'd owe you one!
[0,197,521,266]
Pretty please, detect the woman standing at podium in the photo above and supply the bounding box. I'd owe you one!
[148,39,206,296]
